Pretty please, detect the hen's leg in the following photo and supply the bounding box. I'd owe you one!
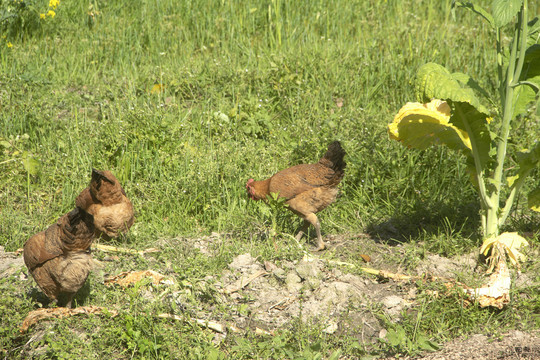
[295,220,310,241]
[57,292,75,308]
[305,213,325,251]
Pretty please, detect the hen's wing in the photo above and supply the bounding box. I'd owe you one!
[75,188,94,211]
[269,163,337,200]
[23,226,64,272]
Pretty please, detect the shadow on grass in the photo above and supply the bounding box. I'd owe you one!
[366,200,481,246]
[26,280,92,308]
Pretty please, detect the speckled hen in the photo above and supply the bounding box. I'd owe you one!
[246,141,346,251]
[76,169,134,240]
[24,207,96,307]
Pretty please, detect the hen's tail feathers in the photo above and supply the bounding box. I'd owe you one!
[319,141,346,182]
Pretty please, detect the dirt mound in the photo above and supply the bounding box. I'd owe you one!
[405,330,540,360]
[0,246,25,279]
[6,234,539,359]
[172,234,540,358]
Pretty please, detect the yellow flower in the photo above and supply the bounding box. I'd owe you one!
[7,42,13,48]
[40,13,46,19]
[49,0,60,9]
[46,10,56,18]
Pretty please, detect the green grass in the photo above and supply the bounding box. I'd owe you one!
[1,0,539,358]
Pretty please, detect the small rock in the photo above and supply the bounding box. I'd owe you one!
[272,268,286,281]
[323,322,338,334]
[381,295,405,317]
[264,261,278,272]
[229,253,258,270]
[282,260,296,269]
[295,260,322,280]
[285,272,302,292]
[306,277,321,290]
[407,287,417,300]
[382,295,403,308]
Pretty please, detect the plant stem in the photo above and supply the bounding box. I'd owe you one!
[27,170,31,214]
[513,4,528,86]
[498,167,533,228]
[455,104,492,212]
[490,4,528,236]
[496,28,505,104]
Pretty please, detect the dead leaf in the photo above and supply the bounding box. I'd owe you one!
[264,260,278,272]
[360,254,371,263]
[105,270,175,287]
[150,83,164,94]
[465,259,511,309]
[255,327,274,336]
[20,306,117,333]
[158,314,226,334]
[157,314,269,336]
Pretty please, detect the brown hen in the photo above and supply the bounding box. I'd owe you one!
[76,169,134,240]
[246,141,346,250]
[23,207,96,307]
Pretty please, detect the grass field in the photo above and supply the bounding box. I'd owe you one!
[1,0,539,358]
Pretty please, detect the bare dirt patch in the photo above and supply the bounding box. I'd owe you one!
[0,246,24,279]
[171,233,539,358]
[4,234,539,359]
[382,330,540,360]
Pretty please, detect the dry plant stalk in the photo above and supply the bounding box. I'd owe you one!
[220,270,268,294]
[92,243,160,256]
[311,254,510,309]
[20,306,117,333]
[158,313,273,335]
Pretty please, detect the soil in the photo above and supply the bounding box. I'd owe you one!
[0,246,24,279]
[3,233,539,359]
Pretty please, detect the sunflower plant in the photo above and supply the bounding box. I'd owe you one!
[388,0,539,272]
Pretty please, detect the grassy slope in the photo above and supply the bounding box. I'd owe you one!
[1,0,538,358]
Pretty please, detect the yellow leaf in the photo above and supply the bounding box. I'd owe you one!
[388,99,472,151]
[506,174,519,187]
[496,232,528,264]
[150,83,164,94]
[480,236,497,256]
[481,232,528,269]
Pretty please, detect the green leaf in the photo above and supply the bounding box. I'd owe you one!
[527,17,540,44]
[453,1,494,28]
[414,63,492,167]
[516,142,540,171]
[492,0,523,28]
[522,45,540,85]
[512,81,538,118]
[415,63,490,116]
[524,44,540,67]
[417,334,440,352]
[511,143,540,192]
[386,327,406,347]
[506,174,519,187]
[452,71,491,101]
[21,151,41,176]
[528,187,540,212]
[0,140,11,148]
